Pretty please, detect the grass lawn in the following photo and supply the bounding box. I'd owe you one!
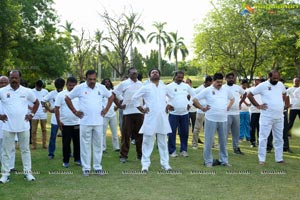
[1,112,300,200]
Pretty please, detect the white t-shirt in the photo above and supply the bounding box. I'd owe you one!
[67,82,112,125]
[193,85,234,122]
[223,84,246,115]
[0,85,37,132]
[194,84,207,114]
[55,90,80,125]
[287,86,300,110]
[248,86,262,113]
[240,88,250,112]
[43,90,59,124]
[113,79,143,115]
[167,82,196,115]
[32,88,48,119]
[252,80,286,119]
[0,102,3,138]
[102,90,116,118]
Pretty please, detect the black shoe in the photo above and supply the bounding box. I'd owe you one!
[137,155,142,160]
[198,138,203,144]
[212,159,221,166]
[234,147,244,155]
[283,149,293,153]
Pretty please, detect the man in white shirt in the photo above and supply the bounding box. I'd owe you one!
[167,71,196,158]
[0,70,39,183]
[287,78,300,138]
[113,67,144,163]
[193,73,234,167]
[42,78,65,159]
[0,76,9,165]
[55,77,81,168]
[65,70,114,176]
[31,80,48,150]
[132,69,172,172]
[192,76,212,148]
[248,70,287,164]
[249,78,263,147]
[223,73,247,155]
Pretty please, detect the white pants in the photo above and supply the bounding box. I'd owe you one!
[1,130,31,176]
[258,117,283,162]
[103,116,120,151]
[0,138,2,163]
[141,134,170,169]
[80,125,103,171]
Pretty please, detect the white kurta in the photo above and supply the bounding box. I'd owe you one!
[132,82,172,135]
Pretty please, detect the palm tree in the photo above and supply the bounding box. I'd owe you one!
[147,22,169,71]
[165,31,189,71]
[95,30,109,81]
[124,12,145,68]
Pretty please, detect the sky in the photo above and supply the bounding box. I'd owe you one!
[53,0,213,60]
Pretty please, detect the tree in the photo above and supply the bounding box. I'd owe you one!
[165,31,189,71]
[94,30,109,81]
[193,0,300,82]
[0,0,21,69]
[125,12,145,69]
[100,10,144,78]
[0,0,69,82]
[72,29,93,81]
[147,22,170,71]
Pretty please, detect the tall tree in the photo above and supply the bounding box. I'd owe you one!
[73,29,93,81]
[147,22,169,71]
[124,12,145,68]
[100,10,144,78]
[165,31,189,71]
[94,30,109,81]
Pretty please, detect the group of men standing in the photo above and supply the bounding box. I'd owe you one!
[0,68,293,183]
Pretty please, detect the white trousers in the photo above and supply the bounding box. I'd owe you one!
[103,116,120,151]
[141,134,170,169]
[80,125,103,171]
[1,130,31,176]
[258,116,283,162]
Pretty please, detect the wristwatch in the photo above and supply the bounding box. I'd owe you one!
[29,112,35,117]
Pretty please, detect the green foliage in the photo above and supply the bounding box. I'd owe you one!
[0,0,69,81]
[193,0,300,82]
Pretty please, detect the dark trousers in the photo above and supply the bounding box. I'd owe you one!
[288,109,300,132]
[62,125,80,163]
[267,111,289,150]
[250,113,260,145]
[189,112,196,133]
[120,113,143,159]
[168,113,189,154]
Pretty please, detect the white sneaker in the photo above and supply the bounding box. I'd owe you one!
[0,175,10,184]
[141,167,148,173]
[24,173,36,181]
[170,152,178,158]
[180,151,189,157]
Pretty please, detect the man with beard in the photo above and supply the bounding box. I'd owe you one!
[248,70,287,164]
[223,73,247,155]
[132,69,172,172]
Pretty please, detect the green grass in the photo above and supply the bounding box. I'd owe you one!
[2,114,300,200]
